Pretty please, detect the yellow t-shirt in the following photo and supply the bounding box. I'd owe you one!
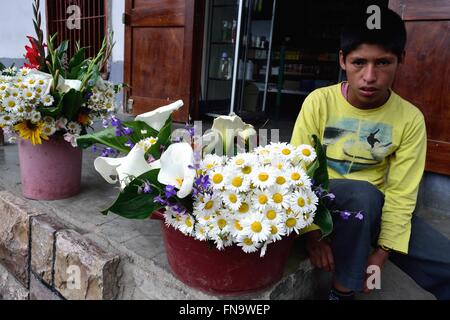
[291,83,427,254]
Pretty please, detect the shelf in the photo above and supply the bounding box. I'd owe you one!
[211,41,235,45]
[267,89,310,96]
[209,77,232,81]
[213,4,238,9]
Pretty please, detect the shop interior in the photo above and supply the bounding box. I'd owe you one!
[199,0,388,139]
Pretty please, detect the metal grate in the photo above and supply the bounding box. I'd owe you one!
[46,0,107,60]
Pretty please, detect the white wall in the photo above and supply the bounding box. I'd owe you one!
[111,0,125,62]
[0,1,47,58]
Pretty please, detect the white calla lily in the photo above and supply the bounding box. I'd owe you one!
[57,79,82,93]
[94,145,161,190]
[135,100,184,131]
[202,113,257,156]
[157,142,196,199]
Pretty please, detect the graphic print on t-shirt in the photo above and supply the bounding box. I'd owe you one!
[323,118,393,174]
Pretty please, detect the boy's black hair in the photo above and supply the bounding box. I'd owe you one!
[340,6,407,61]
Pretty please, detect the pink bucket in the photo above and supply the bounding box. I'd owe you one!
[18,137,82,200]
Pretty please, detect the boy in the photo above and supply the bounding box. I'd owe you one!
[291,6,450,300]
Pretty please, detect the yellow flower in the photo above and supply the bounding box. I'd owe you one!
[14,120,49,145]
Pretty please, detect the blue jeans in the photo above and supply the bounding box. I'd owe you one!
[328,179,450,300]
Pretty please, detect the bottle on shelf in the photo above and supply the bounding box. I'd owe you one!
[245,60,254,81]
[218,52,233,80]
[231,20,237,43]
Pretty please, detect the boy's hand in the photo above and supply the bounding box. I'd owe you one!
[305,230,335,272]
[363,248,390,293]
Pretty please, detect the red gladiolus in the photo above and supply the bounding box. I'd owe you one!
[24,36,43,69]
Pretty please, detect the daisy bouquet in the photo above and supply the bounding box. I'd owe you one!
[76,100,337,257]
[0,0,122,146]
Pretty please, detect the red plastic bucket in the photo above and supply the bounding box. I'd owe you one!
[18,137,82,200]
[154,212,296,295]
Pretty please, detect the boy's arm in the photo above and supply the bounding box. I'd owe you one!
[378,113,427,254]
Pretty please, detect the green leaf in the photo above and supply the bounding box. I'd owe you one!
[76,120,159,154]
[313,201,333,238]
[101,169,164,219]
[311,134,329,190]
[0,62,5,71]
[146,116,172,159]
[67,47,87,79]
[60,89,85,121]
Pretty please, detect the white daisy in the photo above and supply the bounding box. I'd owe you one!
[301,210,316,228]
[277,143,297,161]
[41,95,54,107]
[252,188,271,211]
[42,125,56,136]
[270,156,291,172]
[284,212,307,235]
[209,168,226,190]
[0,114,14,126]
[3,97,19,111]
[19,67,31,76]
[268,186,290,210]
[137,136,158,152]
[228,216,245,238]
[236,235,260,253]
[267,221,286,242]
[177,214,195,236]
[196,193,221,215]
[194,225,209,241]
[224,168,250,193]
[210,213,230,235]
[214,233,234,251]
[305,189,319,211]
[262,205,282,223]
[201,154,223,172]
[290,189,310,214]
[251,165,275,189]
[273,169,290,190]
[25,77,38,87]
[29,111,41,123]
[297,144,317,163]
[236,195,251,215]
[67,121,81,134]
[222,189,242,211]
[43,116,55,126]
[241,212,271,243]
[287,167,311,188]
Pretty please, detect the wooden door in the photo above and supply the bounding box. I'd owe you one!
[124,0,205,122]
[389,0,450,175]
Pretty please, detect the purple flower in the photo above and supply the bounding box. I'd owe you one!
[92,145,97,152]
[141,181,152,194]
[171,203,186,214]
[115,128,122,137]
[125,140,134,149]
[154,196,167,205]
[165,185,177,199]
[111,116,121,127]
[328,193,336,201]
[340,210,351,220]
[102,119,109,128]
[85,92,93,100]
[355,211,364,220]
[123,127,133,135]
[184,123,195,137]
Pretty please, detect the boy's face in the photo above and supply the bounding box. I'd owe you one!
[339,44,402,109]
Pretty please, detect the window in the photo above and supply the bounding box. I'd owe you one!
[46,0,108,61]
